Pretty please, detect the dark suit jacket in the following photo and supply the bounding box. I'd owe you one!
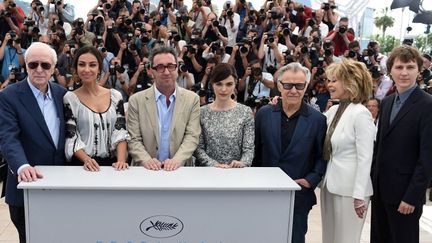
[372,86,432,206]
[0,80,67,206]
[253,103,327,212]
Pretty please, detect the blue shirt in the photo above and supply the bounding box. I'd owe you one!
[154,86,176,162]
[1,46,25,80]
[27,80,60,148]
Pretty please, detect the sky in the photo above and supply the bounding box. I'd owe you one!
[22,0,432,40]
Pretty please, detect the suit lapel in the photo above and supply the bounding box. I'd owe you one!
[19,81,55,147]
[51,84,65,149]
[271,105,282,156]
[170,87,183,137]
[283,110,309,155]
[385,88,420,137]
[146,88,160,145]
[381,93,394,137]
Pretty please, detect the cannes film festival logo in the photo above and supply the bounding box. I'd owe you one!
[140,215,184,238]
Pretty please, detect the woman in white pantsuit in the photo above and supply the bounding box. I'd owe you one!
[321,59,376,243]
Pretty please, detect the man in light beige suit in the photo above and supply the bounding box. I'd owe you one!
[127,46,201,171]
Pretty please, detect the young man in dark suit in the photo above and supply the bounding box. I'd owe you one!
[371,45,432,243]
[0,42,67,243]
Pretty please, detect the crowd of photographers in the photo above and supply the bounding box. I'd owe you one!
[0,0,431,111]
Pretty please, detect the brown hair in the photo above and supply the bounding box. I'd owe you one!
[210,63,238,84]
[325,59,372,104]
[387,45,423,73]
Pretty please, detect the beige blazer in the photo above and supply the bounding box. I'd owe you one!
[127,86,201,166]
[323,103,376,200]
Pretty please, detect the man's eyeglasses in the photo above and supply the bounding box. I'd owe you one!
[279,81,307,90]
[145,30,152,33]
[27,62,52,70]
[152,64,177,73]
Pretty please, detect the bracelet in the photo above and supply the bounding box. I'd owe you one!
[17,51,23,55]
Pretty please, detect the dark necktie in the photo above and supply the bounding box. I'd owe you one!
[390,95,402,124]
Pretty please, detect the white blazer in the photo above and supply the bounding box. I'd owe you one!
[323,103,376,200]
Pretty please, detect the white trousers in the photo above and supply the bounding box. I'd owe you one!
[321,185,370,243]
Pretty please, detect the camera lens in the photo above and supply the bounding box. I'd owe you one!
[268,37,274,43]
[240,46,248,54]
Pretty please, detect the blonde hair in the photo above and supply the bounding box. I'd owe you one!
[325,59,372,104]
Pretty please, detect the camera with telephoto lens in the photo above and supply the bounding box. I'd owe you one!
[98,46,107,53]
[109,64,126,75]
[50,0,62,5]
[301,46,309,54]
[266,65,277,75]
[179,61,188,73]
[227,10,234,17]
[348,50,357,58]
[212,20,219,28]
[338,26,347,34]
[185,45,196,55]
[366,48,376,56]
[267,33,275,44]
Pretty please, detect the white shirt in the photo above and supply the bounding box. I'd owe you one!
[222,13,241,47]
[243,72,273,102]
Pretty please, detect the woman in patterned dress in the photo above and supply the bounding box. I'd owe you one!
[64,46,130,171]
[194,63,254,168]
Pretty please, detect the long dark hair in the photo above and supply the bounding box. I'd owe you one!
[73,46,103,74]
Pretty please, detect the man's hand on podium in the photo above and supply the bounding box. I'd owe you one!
[18,166,43,182]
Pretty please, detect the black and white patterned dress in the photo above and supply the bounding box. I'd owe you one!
[194,103,255,166]
[63,89,130,164]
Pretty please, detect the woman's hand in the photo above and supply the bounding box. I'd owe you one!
[229,160,245,168]
[83,158,100,172]
[214,163,231,168]
[354,198,366,219]
[112,161,129,171]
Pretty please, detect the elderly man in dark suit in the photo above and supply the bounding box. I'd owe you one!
[371,45,432,243]
[0,42,66,243]
[253,62,327,243]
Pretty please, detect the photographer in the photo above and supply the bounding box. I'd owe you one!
[179,32,205,75]
[112,0,132,16]
[202,12,228,45]
[365,41,387,73]
[219,1,240,54]
[238,59,274,107]
[171,6,193,42]
[344,40,364,63]
[321,0,339,30]
[189,0,211,31]
[0,0,24,36]
[45,0,75,24]
[233,0,253,41]
[258,31,287,74]
[202,40,230,63]
[302,9,328,38]
[128,58,152,95]
[0,67,19,90]
[420,53,431,88]
[197,58,217,105]
[277,21,296,50]
[176,59,195,90]
[308,59,329,112]
[28,0,48,35]
[369,65,392,100]
[0,31,25,80]
[105,57,130,101]
[19,19,41,49]
[228,37,256,78]
[140,0,157,15]
[68,18,95,47]
[324,17,353,57]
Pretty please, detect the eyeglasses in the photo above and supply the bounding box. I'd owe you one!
[152,64,177,73]
[27,62,52,70]
[145,30,152,33]
[279,81,307,90]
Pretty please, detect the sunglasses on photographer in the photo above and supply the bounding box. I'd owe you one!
[27,62,52,70]
[279,81,307,90]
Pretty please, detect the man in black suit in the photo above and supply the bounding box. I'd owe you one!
[0,42,66,243]
[371,45,432,243]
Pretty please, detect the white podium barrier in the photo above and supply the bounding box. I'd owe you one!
[18,166,300,243]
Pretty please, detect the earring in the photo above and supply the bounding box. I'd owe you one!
[97,73,101,81]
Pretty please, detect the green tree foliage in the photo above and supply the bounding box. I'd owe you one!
[370,34,400,54]
[415,33,432,53]
[374,7,395,39]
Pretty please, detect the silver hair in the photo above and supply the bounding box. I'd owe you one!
[277,62,311,83]
[24,42,58,65]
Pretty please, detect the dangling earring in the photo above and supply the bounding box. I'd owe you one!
[97,73,101,81]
